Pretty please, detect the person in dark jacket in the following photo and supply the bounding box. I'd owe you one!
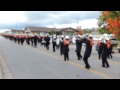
[75,35,83,60]
[101,39,110,68]
[82,35,94,69]
[60,35,64,55]
[63,36,70,61]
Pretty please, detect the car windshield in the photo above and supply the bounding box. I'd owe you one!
[111,38,117,40]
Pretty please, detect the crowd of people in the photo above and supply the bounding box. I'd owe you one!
[2,33,114,70]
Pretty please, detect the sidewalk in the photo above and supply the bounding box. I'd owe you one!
[0,67,2,79]
[0,54,3,79]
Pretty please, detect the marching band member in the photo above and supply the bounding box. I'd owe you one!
[59,35,64,55]
[75,35,83,60]
[56,35,60,49]
[101,38,110,68]
[52,35,57,52]
[63,36,70,61]
[82,35,94,69]
[45,34,50,50]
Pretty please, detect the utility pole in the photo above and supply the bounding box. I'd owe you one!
[76,18,79,35]
[16,23,17,34]
[76,18,78,30]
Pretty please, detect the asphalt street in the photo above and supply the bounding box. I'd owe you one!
[0,36,120,79]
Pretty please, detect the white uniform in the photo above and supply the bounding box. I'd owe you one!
[56,36,60,45]
[72,36,76,44]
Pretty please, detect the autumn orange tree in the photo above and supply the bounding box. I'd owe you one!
[98,11,120,39]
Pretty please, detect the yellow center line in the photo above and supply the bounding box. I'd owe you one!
[70,45,120,65]
[93,56,120,65]
[24,44,113,79]
[67,61,113,79]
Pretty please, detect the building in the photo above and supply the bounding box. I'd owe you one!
[24,26,58,34]
[59,27,79,35]
[24,26,79,35]
[11,29,24,34]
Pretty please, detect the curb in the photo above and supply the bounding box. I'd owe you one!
[0,65,2,79]
[0,51,14,79]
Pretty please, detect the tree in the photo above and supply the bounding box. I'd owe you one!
[83,28,94,34]
[50,29,55,35]
[98,11,120,39]
[77,26,84,35]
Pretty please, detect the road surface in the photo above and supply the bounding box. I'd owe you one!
[0,36,120,79]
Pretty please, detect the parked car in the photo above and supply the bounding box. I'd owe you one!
[110,38,118,46]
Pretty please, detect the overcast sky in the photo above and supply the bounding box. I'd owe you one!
[0,11,100,33]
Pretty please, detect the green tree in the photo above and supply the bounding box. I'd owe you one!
[50,29,55,35]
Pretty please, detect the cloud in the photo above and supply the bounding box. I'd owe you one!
[47,19,98,29]
[23,11,100,25]
[0,11,26,24]
[0,11,100,30]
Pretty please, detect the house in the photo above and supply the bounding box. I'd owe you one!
[11,29,24,34]
[24,26,58,34]
[24,26,79,35]
[58,27,79,35]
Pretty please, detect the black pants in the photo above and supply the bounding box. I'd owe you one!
[27,41,30,45]
[34,42,37,47]
[31,41,33,46]
[44,43,46,47]
[60,46,63,55]
[108,53,112,58]
[64,53,69,61]
[46,43,49,50]
[53,44,56,52]
[102,57,109,67]
[98,53,101,59]
[56,45,59,49]
[77,52,82,60]
[18,40,20,44]
[83,57,90,68]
